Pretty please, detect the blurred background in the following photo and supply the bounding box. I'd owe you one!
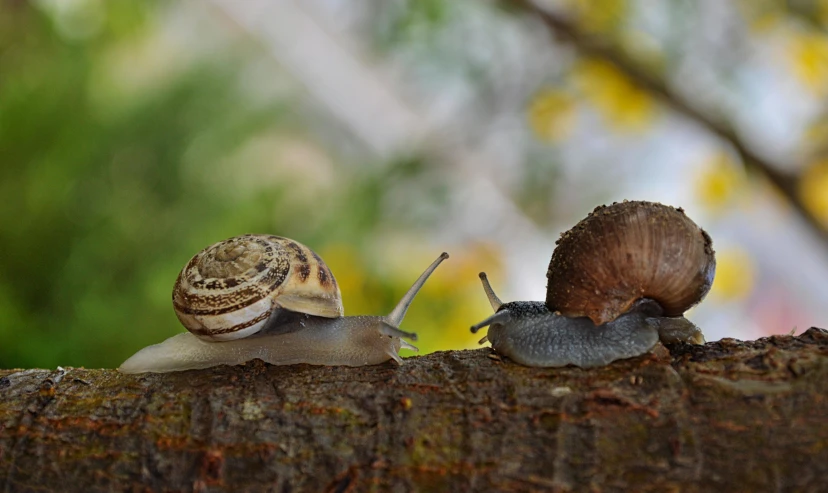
[2,0,828,369]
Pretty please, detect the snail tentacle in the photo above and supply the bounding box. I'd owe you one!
[478,272,503,311]
[470,310,513,335]
[400,340,419,352]
[387,252,449,327]
[379,321,418,341]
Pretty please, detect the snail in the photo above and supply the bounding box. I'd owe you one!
[470,201,714,368]
[119,234,449,373]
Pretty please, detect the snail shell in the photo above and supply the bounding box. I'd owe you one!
[172,234,343,341]
[471,201,712,368]
[545,201,716,325]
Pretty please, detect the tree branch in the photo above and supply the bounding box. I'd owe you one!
[506,0,828,247]
[1,328,827,491]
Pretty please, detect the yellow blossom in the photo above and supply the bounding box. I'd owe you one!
[527,88,576,142]
[695,153,747,211]
[572,59,657,132]
[790,32,828,96]
[709,247,756,302]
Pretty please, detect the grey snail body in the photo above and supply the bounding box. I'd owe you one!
[120,234,448,373]
[471,201,713,368]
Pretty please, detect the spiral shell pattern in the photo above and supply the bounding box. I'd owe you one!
[173,235,343,341]
[545,201,716,326]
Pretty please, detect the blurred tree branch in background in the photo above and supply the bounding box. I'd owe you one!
[786,0,828,32]
[506,0,828,247]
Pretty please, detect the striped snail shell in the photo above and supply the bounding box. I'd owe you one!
[172,234,343,341]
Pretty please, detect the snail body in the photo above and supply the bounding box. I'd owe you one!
[479,300,661,368]
[120,235,448,373]
[471,201,713,368]
[119,313,414,372]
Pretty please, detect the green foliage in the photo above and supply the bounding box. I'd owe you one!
[0,3,286,368]
[0,3,486,369]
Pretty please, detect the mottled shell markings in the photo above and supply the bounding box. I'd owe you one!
[172,235,343,341]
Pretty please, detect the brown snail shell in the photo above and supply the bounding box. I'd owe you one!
[545,201,715,325]
[172,234,343,341]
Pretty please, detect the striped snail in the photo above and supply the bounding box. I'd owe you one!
[471,201,714,368]
[119,234,448,373]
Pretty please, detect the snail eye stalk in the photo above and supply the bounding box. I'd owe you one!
[470,310,513,335]
[478,272,503,311]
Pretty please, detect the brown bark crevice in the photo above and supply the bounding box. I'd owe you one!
[1,328,827,492]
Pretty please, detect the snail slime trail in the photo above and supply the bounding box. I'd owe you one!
[119,235,450,373]
[471,201,713,368]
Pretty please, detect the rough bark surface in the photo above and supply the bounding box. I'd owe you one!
[1,328,827,492]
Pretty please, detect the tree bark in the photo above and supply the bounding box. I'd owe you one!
[1,328,827,493]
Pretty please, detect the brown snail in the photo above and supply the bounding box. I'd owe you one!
[470,201,715,368]
[120,234,448,373]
